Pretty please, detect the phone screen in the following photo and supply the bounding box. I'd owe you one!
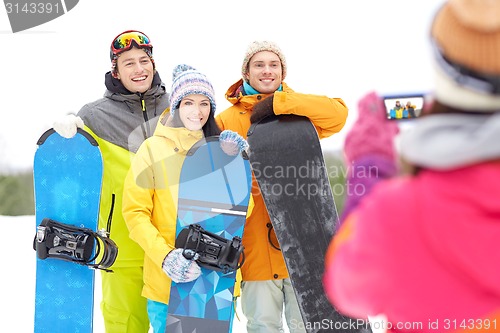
[383,94,425,120]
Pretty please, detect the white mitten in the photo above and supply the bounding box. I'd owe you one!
[162,249,201,283]
[219,130,249,156]
[53,114,84,139]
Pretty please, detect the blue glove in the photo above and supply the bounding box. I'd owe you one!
[219,130,249,156]
[162,249,201,283]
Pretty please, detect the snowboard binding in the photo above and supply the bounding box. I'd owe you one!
[175,223,245,274]
[34,218,118,271]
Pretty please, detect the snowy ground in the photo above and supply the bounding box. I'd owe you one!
[2,215,385,332]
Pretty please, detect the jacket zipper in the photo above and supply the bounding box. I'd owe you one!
[139,94,151,138]
[106,193,116,234]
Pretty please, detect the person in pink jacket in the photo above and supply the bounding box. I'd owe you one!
[323,0,500,332]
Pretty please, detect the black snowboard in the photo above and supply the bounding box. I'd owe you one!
[247,115,371,333]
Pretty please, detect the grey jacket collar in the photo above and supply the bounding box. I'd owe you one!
[104,71,164,97]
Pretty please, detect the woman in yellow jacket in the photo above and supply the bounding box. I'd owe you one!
[122,64,246,333]
[216,41,349,333]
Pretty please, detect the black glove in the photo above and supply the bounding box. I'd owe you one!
[250,95,275,123]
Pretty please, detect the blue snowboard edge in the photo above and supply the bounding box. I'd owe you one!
[33,128,103,333]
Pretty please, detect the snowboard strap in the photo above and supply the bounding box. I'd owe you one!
[34,218,118,272]
[267,223,281,250]
[175,223,245,274]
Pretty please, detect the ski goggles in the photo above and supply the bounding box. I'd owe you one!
[111,30,152,56]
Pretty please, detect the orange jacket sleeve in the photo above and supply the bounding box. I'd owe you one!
[273,91,348,138]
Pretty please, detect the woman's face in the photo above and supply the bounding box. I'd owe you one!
[178,94,211,131]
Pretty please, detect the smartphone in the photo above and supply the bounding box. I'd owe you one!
[383,93,425,120]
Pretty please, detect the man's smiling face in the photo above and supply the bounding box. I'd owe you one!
[245,51,283,94]
[116,47,154,93]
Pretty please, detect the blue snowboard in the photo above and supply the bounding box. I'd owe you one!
[166,137,252,333]
[33,128,103,333]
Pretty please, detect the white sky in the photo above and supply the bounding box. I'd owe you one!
[0,0,445,172]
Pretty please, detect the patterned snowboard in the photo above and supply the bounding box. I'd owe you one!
[166,136,252,333]
[33,128,103,333]
[247,115,372,333]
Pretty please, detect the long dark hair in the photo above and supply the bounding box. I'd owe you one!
[202,115,221,137]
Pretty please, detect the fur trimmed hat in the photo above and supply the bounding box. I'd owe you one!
[241,41,287,81]
[169,64,216,116]
[431,0,500,111]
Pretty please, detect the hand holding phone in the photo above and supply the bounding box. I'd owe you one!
[383,93,425,120]
[344,92,399,165]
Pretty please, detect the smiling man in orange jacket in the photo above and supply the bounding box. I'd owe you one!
[216,40,348,333]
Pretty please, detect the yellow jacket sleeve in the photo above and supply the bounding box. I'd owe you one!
[122,141,175,267]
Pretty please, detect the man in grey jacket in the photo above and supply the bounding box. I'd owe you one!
[54,30,169,333]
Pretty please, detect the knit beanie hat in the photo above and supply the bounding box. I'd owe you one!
[169,64,216,116]
[241,41,287,81]
[431,0,500,111]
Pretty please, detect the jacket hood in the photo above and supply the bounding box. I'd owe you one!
[79,71,168,154]
[225,79,245,100]
[154,122,203,154]
[401,112,500,169]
